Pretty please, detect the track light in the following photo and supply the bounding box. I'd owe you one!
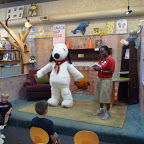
[25,17,32,28]
[126,10,132,15]
[126,0,132,15]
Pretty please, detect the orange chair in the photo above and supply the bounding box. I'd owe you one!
[74,130,99,144]
[30,127,49,144]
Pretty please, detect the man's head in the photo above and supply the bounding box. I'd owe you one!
[35,100,48,115]
[1,93,9,103]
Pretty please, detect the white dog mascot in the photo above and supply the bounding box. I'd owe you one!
[37,43,84,108]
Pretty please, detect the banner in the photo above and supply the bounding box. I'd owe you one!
[53,24,65,46]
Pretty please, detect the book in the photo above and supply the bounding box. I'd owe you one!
[3,53,9,60]
[89,63,101,68]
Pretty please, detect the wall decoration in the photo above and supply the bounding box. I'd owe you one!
[72,23,89,35]
[35,32,53,38]
[0,30,9,40]
[53,24,65,46]
[28,2,37,17]
[93,27,100,35]
[6,6,24,19]
[22,26,36,39]
[95,40,103,48]
[116,19,127,33]
[106,21,114,34]
[99,28,105,36]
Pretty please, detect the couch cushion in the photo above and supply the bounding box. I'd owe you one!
[26,84,51,92]
[34,74,49,84]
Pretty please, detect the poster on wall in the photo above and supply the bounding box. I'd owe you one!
[6,6,24,19]
[22,26,36,39]
[0,29,9,40]
[106,21,114,34]
[53,24,65,46]
[116,19,127,33]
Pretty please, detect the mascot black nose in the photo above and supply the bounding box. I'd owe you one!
[54,53,60,59]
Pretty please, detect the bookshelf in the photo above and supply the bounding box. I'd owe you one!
[0,49,20,65]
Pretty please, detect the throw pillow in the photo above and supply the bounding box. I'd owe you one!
[34,74,49,84]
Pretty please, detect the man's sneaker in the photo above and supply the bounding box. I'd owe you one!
[102,111,110,120]
[93,108,104,116]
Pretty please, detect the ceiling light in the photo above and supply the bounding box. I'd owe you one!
[25,17,32,27]
[126,0,132,15]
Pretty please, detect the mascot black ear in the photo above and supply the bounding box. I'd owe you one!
[49,55,54,62]
[67,51,72,64]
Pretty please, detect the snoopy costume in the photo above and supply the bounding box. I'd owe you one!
[37,43,84,108]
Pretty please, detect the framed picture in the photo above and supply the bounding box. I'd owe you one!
[116,19,127,33]
[93,27,100,34]
[6,6,24,20]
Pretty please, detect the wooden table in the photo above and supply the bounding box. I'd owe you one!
[111,77,130,107]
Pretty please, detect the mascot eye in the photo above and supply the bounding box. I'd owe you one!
[63,48,66,51]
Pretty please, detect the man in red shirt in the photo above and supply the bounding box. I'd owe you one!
[93,45,115,120]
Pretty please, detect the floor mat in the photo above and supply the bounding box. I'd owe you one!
[19,99,127,128]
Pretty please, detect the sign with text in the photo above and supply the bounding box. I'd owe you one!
[53,24,65,46]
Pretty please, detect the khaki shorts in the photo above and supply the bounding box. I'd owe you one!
[94,78,113,104]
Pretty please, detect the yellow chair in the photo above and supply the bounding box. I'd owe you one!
[74,130,99,144]
[30,127,49,144]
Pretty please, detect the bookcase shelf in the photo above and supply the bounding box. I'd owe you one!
[0,49,20,65]
[0,60,20,64]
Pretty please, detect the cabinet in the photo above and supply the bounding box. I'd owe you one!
[69,48,112,61]
[69,49,100,61]
[0,49,21,66]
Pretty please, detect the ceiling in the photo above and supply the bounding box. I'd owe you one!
[0,0,59,5]
[0,0,25,4]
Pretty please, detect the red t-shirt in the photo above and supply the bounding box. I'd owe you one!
[98,56,115,78]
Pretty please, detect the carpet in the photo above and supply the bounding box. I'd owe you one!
[19,99,127,128]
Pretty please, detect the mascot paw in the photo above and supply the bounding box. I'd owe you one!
[37,71,43,78]
[120,39,129,46]
[48,98,59,106]
[61,100,73,108]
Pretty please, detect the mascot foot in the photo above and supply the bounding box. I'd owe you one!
[61,100,73,108]
[48,98,59,107]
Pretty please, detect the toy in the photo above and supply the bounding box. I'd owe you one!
[29,2,37,17]
[99,28,105,36]
[72,23,89,35]
[37,43,84,108]
[121,24,142,49]
[29,56,36,63]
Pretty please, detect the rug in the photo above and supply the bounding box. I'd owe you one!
[19,99,127,128]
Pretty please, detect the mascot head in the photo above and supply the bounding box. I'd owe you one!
[50,43,72,64]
